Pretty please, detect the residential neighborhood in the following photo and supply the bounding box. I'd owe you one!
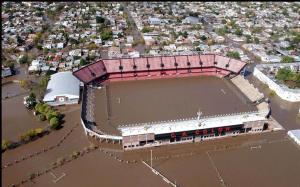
[2,2,300,187]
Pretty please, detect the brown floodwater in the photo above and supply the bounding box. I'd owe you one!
[2,82,27,99]
[249,75,300,130]
[2,73,300,187]
[95,76,256,132]
[2,95,47,141]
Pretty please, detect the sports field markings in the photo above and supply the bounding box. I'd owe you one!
[220,89,226,94]
[50,171,66,183]
[206,151,227,187]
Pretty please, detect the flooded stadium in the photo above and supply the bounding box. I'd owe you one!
[2,74,300,187]
[94,76,257,134]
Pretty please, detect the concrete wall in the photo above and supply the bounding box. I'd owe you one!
[253,67,300,102]
[46,98,79,106]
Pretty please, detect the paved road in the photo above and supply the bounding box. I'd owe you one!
[122,2,146,54]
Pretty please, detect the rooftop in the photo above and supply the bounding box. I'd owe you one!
[43,71,80,102]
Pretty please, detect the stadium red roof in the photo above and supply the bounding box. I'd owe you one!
[73,54,246,83]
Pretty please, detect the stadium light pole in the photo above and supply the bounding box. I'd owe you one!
[151,149,153,168]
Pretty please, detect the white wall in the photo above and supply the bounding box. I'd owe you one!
[253,67,300,102]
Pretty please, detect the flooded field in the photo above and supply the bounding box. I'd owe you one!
[2,64,48,141]
[210,140,300,187]
[2,73,300,187]
[95,76,256,129]
[2,95,47,141]
[2,108,84,187]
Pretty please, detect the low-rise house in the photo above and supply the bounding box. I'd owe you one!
[182,16,200,24]
[2,67,12,78]
[56,42,64,49]
[148,17,162,25]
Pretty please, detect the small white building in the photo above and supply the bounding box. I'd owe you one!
[148,17,162,25]
[43,72,80,106]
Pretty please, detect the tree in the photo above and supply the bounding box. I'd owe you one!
[25,92,37,109]
[141,27,153,33]
[50,117,61,130]
[254,37,260,44]
[80,58,87,66]
[37,45,43,50]
[117,32,123,38]
[96,16,105,24]
[46,111,58,121]
[200,35,207,41]
[281,56,294,63]
[226,51,241,59]
[2,140,12,151]
[100,29,113,40]
[19,54,29,64]
[245,34,252,43]
[235,28,243,36]
[38,114,46,121]
[35,103,43,113]
[50,48,57,53]
[32,75,50,100]
[182,31,188,38]
[16,35,24,45]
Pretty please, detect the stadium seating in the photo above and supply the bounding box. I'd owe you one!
[73,54,246,83]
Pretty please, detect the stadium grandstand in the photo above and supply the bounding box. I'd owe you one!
[73,54,246,84]
[73,54,282,150]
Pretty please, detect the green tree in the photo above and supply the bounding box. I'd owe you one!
[16,35,24,45]
[25,92,37,109]
[254,37,260,44]
[50,117,61,130]
[281,56,294,63]
[141,27,153,33]
[46,111,58,121]
[2,140,12,151]
[96,16,105,23]
[226,51,241,59]
[19,54,28,64]
[200,35,207,41]
[245,34,252,43]
[100,29,113,40]
[35,103,43,113]
[38,114,46,121]
[182,31,188,38]
[80,58,87,66]
[235,28,243,36]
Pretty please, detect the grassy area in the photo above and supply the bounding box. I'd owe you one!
[275,68,300,89]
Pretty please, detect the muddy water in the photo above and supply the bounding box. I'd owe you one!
[249,76,300,130]
[210,140,300,187]
[95,76,256,129]
[2,82,28,99]
[3,73,300,187]
[2,95,47,141]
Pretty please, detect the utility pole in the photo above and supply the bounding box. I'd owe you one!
[151,149,153,168]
